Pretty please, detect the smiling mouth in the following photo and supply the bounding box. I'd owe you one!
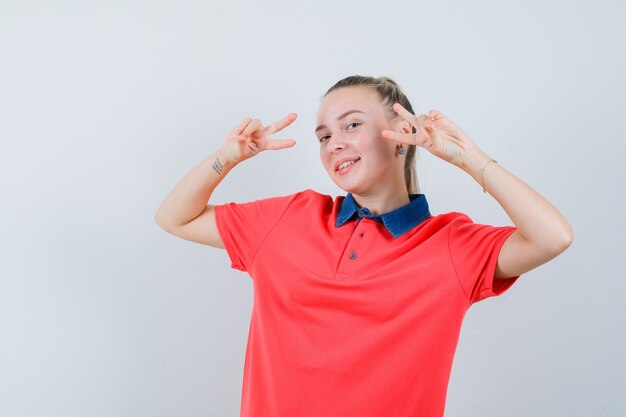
[336,158,360,174]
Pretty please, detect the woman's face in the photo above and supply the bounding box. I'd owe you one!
[315,86,404,196]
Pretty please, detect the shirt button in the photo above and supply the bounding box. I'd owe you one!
[357,211,364,218]
[349,251,357,260]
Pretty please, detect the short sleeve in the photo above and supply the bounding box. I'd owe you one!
[214,191,301,273]
[448,213,521,305]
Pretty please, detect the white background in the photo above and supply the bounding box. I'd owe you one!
[1,0,624,416]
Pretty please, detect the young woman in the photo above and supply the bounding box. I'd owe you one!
[155,75,573,417]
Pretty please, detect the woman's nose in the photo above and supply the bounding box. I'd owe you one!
[327,132,347,152]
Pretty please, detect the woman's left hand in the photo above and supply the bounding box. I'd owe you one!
[381,103,485,169]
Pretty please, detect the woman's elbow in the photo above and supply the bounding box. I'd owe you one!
[550,223,574,256]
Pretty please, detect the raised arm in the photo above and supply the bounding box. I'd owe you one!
[382,104,573,279]
[458,148,572,279]
[155,112,298,248]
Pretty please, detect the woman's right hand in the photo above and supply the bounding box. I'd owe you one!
[222,112,297,164]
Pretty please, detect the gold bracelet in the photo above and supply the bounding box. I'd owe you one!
[481,159,498,193]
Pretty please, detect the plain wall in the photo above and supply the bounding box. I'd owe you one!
[1,0,624,416]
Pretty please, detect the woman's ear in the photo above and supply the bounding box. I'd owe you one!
[401,120,412,134]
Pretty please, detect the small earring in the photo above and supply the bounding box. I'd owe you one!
[398,146,406,155]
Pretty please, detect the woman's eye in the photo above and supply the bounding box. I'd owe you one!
[319,123,359,143]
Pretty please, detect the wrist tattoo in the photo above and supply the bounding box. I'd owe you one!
[212,158,223,175]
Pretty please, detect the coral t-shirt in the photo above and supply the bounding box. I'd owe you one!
[214,188,520,417]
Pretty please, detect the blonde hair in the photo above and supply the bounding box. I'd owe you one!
[321,75,419,194]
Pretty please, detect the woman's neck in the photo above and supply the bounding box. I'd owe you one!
[352,188,411,215]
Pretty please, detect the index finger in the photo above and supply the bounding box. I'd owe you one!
[392,103,418,123]
[265,112,297,135]
[392,103,428,132]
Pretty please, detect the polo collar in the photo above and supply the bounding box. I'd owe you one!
[335,192,431,238]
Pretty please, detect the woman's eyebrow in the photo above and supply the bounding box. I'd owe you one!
[315,110,365,133]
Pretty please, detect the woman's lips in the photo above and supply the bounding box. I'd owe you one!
[336,159,359,175]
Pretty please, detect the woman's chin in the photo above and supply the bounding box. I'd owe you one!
[333,179,367,195]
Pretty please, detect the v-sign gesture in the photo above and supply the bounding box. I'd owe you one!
[381,103,483,169]
[382,101,573,282]
[224,112,298,164]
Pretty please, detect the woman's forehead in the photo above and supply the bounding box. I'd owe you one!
[317,87,381,120]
